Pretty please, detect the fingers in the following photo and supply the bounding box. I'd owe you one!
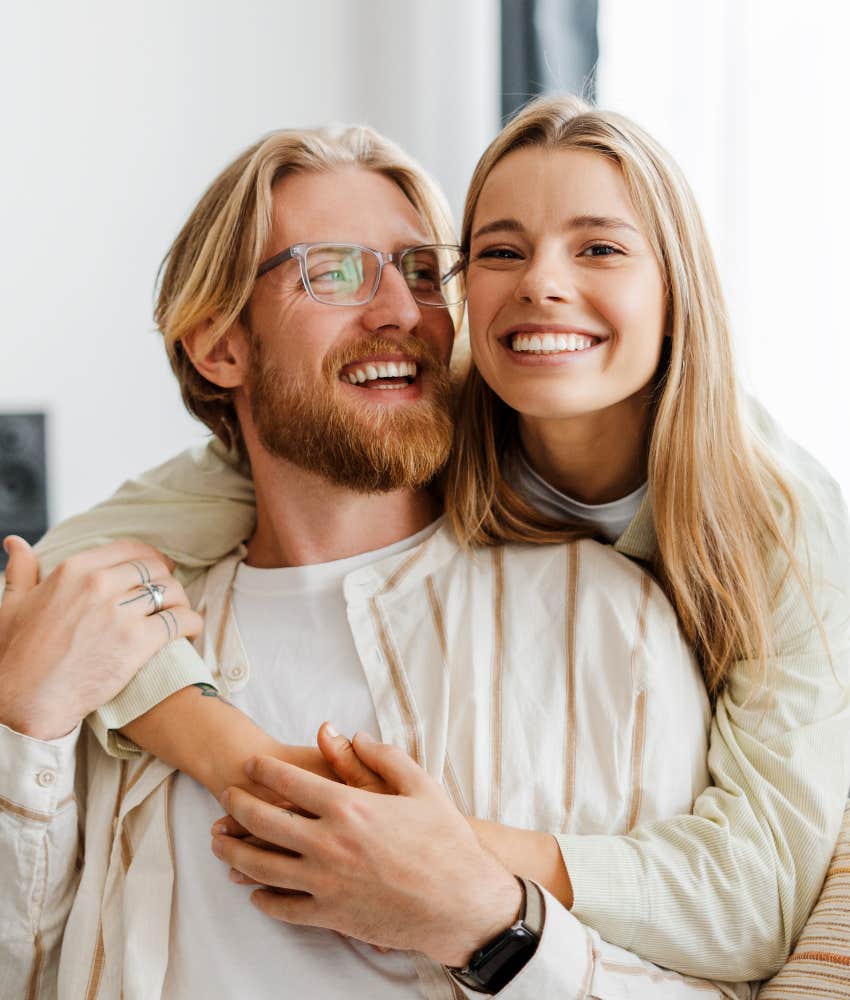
[109,557,178,598]
[117,577,191,616]
[243,756,345,818]
[316,722,389,794]
[145,606,204,647]
[249,888,319,926]
[56,540,177,577]
[220,785,314,854]
[211,831,309,892]
[349,733,429,797]
[1,536,39,606]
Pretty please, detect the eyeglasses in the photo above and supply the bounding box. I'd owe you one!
[256,242,466,307]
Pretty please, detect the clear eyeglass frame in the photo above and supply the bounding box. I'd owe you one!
[255,241,467,307]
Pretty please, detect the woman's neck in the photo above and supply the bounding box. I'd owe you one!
[518,393,652,506]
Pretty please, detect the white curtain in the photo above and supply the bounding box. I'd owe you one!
[597,0,850,499]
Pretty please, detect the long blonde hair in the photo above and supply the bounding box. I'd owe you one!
[446,95,808,696]
[156,125,457,456]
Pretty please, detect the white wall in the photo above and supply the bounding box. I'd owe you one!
[597,0,850,499]
[1,0,500,523]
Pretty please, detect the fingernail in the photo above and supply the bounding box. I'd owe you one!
[244,757,257,778]
[358,732,376,744]
[229,869,247,884]
[220,790,231,810]
[325,722,339,739]
[211,821,228,836]
[211,837,223,858]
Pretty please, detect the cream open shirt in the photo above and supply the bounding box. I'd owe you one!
[3,527,760,998]
[8,402,850,989]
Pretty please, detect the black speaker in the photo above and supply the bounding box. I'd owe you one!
[0,413,48,572]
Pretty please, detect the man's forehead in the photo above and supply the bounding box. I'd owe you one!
[269,167,431,248]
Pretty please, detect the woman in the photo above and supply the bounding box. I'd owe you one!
[20,96,850,984]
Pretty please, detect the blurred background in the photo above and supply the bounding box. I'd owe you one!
[1,0,847,549]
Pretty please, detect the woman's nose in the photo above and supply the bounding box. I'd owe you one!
[513,253,576,305]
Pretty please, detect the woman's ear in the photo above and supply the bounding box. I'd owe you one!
[181,319,250,389]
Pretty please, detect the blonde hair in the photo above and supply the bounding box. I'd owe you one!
[446,95,810,696]
[156,125,457,455]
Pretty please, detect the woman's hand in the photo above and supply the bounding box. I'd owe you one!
[0,535,203,741]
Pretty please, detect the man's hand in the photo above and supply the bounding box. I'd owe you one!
[211,734,522,967]
[0,535,203,740]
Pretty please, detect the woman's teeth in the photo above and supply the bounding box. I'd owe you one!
[510,332,597,354]
[343,360,418,386]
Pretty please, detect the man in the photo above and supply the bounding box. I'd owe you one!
[0,125,743,998]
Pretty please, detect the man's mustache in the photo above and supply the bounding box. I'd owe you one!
[323,336,447,378]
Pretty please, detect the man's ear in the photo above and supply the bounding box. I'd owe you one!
[181,320,250,389]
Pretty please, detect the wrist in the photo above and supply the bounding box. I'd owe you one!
[0,679,77,741]
[439,869,523,968]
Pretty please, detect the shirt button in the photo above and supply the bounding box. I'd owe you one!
[36,769,57,788]
[226,665,246,682]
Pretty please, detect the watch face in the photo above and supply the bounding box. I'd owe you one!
[451,925,539,994]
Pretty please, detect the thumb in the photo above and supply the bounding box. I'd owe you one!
[349,732,428,797]
[2,536,39,606]
[317,722,389,794]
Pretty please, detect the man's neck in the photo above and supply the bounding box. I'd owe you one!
[244,457,440,569]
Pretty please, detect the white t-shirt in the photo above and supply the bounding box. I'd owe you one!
[512,448,647,542]
[164,523,438,1000]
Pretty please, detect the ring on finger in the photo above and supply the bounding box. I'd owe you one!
[142,582,166,614]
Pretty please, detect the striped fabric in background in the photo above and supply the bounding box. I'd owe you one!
[760,800,850,998]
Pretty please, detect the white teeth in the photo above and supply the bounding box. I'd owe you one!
[342,360,418,384]
[510,332,597,354]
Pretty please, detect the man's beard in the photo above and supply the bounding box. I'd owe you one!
[247,335,455,493]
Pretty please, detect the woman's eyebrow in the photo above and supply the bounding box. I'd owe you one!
[568,214,640,235]
[471,218,524,240]
[472,215,641,240]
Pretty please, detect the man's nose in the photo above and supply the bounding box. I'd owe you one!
[362,259,423,332]
[513,251,577,305]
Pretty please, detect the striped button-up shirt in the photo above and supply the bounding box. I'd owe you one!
[2,527,757,998]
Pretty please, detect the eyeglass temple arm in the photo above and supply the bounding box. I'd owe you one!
[256,247,296,278]
[441,257,466,286]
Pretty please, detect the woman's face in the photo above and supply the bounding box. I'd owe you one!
[466,146,667,424]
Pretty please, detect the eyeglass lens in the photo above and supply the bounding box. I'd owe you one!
[303,245,464,306]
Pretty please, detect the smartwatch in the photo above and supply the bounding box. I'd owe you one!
[446,877,544,994]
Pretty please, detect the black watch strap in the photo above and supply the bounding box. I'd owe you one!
[447,877,544,994]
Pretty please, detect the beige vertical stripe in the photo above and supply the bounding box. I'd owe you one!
[378,542,429,596]
[25,930,43,999]
[626,573,652,832]
[369,598,424,767]
[86,760,129,999]
[488,548,505,822]
[425,576,448,664]
[442,756,471,815]
[426,577,472,815]
[562,544,580,830]
[124,756,155,797]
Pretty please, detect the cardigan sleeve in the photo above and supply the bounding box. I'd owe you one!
[33,439,256,756]
[560,415,850,981]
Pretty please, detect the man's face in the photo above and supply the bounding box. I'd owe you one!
[242,167,456,493]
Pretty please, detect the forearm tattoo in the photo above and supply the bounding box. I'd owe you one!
[192,683,234,707]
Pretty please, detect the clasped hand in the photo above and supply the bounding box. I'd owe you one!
[210,733,522,968]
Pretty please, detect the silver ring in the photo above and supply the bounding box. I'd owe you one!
[143,582,166,614]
